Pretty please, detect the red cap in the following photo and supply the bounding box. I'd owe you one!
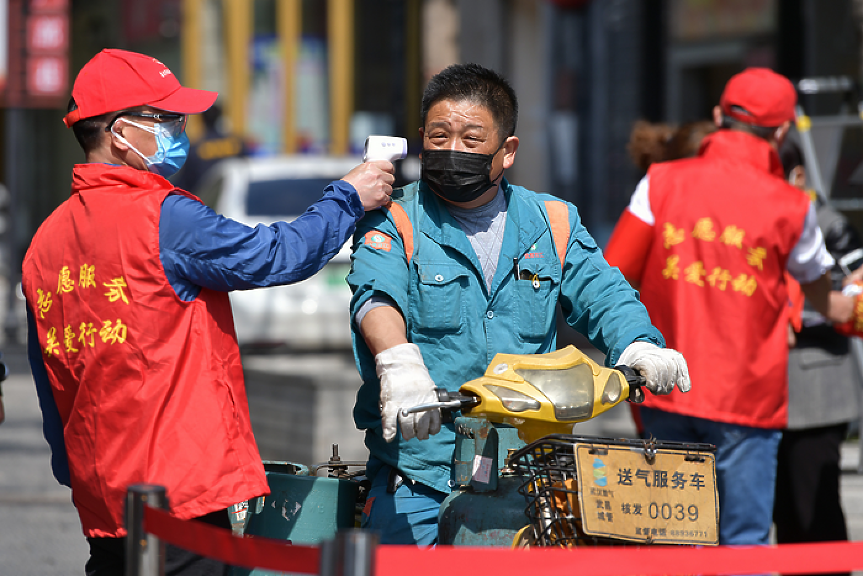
[63,49,217,127]
[719,68,797,127]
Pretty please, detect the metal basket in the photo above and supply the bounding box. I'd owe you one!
[510,434,714,547]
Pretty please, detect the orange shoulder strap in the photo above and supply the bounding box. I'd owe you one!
[388,200,566,269]
[385,203,415,264]
[544,200,570,270]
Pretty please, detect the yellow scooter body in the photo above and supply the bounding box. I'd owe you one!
[459,345,631,443]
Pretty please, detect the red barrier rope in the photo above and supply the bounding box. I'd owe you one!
[143,505,863,576]
[376,541,863,576]
[142,506,319,574]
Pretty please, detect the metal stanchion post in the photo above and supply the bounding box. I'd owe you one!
[320,530,379,576]
[126,484,169,576]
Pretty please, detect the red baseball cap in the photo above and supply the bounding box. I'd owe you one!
[63,49,218,127]
[719,68,797,127]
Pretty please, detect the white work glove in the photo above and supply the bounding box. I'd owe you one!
[617,341,691,395]
[375,343,442,442]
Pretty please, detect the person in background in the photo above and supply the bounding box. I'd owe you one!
[348,62,691,546]
[773,134,861,573]
[627,119,716,172]
[173,102,248,192]
[624,118,716,437]
[22,48,394,576]
[603,67,855,548]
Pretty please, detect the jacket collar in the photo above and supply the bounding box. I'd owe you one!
[416,179,488,275]
[71,163,176,195]
[418,177,522,247]
[415,178,546,294]
[697,129,786,178]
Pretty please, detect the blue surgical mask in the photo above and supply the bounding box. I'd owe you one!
[112,117,190,178]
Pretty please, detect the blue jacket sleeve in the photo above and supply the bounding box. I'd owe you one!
[160,180,364,299]
[347,209,410,323]
[27,305,70,487]
[557,204,664,366]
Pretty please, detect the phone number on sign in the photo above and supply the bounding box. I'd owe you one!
[668,528,710,538]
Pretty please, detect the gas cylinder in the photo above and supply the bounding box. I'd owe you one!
[438,475,529,546]
[231,460,360,576]
[436,416,528,546]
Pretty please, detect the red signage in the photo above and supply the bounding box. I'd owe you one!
[27,15,68,53]
[4,0,70,107]
[27,55,66,96]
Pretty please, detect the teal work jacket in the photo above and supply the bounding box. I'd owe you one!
[348,179,663,493]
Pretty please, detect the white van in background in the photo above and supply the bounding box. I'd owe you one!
[193,155,382,351]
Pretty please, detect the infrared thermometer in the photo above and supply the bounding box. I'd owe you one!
[363,135,408,162]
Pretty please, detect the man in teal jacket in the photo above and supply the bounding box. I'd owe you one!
[348,63,691,545]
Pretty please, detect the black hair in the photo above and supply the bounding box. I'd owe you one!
[720,105,778,140]
[68,98,113,154]
[779,133,804,179]
[421,63,518,146]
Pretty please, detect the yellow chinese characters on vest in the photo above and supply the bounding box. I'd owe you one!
[660,217,764,297]
[37,263,130,356]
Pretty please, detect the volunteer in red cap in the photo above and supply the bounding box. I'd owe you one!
[604,67,855,548]
[22,48,394,576]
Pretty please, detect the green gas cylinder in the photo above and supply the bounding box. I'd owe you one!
[437,417,529,546]
[438,475,529,546]
[231,461,360,576]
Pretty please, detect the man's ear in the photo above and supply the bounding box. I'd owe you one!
[502,135,519,169]
[108,121,130,152]
[712,105,723,128]
[773,121,792,147]
[789,165,807,189]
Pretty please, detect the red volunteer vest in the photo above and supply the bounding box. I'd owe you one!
[638,131,811,428]
[22,164,268,537]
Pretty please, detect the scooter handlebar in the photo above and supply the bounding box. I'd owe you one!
[399,390,480,418]
[400,364,646,418]
[614,364,646,404]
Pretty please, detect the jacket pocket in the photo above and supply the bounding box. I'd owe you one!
[515,259,558,340]
[413,262,468,333]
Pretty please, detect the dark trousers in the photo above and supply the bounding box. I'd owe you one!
[773,424,849,576]
[85,509,232,576]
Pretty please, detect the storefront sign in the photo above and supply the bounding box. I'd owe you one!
[4,0,69,107]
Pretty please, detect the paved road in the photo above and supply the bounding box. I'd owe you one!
[2,339,862,574]
[0,343,88,575]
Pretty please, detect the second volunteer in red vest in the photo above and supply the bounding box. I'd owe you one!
[604,68,855,548]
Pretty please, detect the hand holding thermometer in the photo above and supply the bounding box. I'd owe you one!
[363,135,408,162]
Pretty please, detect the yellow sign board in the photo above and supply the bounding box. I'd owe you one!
[574,442,718,545]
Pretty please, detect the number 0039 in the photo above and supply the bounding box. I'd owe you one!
[648,502,699,522]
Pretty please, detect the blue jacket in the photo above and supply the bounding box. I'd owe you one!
[348,179,663,493]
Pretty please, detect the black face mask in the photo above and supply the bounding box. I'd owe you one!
[421,148,502,203]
